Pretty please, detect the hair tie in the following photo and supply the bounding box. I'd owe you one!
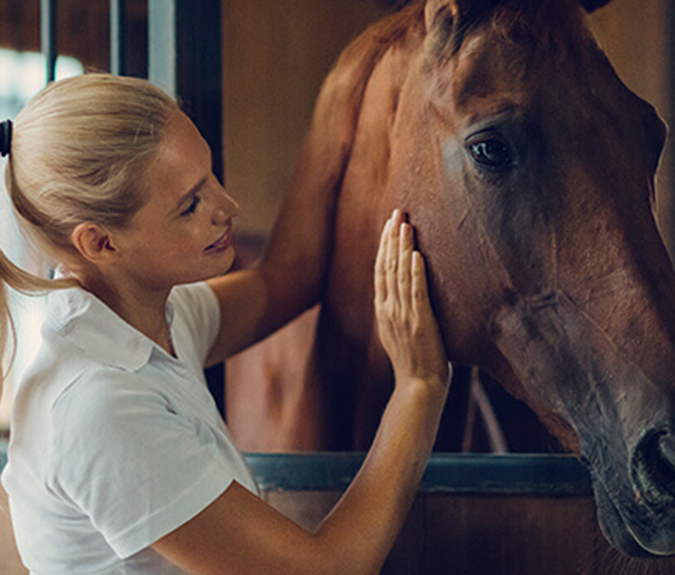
[0,120,12,157]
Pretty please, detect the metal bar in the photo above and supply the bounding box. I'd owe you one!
[110,0,127,75]
[0,440,594,495]
[40,0,58,83]
[241,453,593,496]
[148,0,177,97]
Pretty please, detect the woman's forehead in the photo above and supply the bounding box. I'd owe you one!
[142,112,211,200]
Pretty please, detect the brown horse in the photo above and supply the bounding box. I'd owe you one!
[226,0,675,559]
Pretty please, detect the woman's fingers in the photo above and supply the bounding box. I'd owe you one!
[412,250,429,315]
[374,218,390,305]
[398,223,413,306]
[386,211,404,303]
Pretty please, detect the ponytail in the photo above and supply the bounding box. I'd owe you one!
[0,250,76,394]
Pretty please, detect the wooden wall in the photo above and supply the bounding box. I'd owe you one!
[266,489,675,575]
[0,0,147,77]
[588,0,674,255]
[221,0,401,237]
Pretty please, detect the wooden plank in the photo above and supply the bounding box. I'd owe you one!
[424,495,598,575]
[382,496,425,575]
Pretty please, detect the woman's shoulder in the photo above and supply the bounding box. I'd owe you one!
[169,281,219,326]
[169,281,221,360]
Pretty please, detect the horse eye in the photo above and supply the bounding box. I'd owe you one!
[468,138,513,169]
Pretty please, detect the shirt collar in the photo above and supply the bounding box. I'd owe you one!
[45,286,175,372]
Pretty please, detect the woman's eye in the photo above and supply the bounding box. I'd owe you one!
[181,195,201,216]
[468,137,513,169]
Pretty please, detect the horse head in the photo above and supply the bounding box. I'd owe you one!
[227,0,675,559]
[384,0,674,558]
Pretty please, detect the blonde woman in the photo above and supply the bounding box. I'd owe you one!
[1,74,450,575]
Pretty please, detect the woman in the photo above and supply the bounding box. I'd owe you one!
[1,74,450,575]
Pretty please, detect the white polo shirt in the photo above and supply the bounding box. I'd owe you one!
[3,282,258,575]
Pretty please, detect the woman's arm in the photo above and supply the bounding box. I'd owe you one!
[155,211,451,574]
[205,56,372,366]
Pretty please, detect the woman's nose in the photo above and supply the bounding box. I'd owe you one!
[213,192,239,224]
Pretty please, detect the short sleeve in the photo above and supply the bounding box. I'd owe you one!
[49,370,235,559]
[170,282,221,365]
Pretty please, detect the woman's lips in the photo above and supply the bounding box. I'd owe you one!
[205,228,233,254]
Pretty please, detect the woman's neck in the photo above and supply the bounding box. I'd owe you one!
[71,267,176,357]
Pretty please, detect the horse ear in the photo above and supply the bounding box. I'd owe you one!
[424,0,452,33]
[424,0,500,56]
[578,0,611,13]
[424,0,500,35]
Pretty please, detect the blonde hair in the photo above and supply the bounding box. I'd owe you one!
[0,254,59,387]
[0,73,178,392]
[6,73,178,256]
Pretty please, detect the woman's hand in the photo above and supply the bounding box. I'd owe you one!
[374,210,451,392]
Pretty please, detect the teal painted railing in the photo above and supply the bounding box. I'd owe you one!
[0,440,592,495]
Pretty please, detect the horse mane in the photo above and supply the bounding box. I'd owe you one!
[331,3,425,77]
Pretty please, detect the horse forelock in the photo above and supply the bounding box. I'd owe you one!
[430,0,594,66]
[491,0,593,57]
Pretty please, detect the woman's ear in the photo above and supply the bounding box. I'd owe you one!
[70,223,118,264]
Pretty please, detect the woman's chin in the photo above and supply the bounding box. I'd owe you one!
[207,246,236,278]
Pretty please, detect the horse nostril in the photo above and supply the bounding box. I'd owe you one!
[630,428,675,509]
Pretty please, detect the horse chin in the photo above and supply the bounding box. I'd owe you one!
[591,475,657,558]
[590,468,675,558]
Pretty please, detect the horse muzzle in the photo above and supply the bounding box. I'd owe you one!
[579,421,675,558]
[622,426,675,556]
[493,293,675,557]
